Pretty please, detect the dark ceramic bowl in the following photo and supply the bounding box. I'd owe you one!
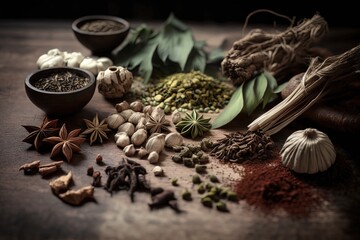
[25,67,96,116]
[72,15,130,56]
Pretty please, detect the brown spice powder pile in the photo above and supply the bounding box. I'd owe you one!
[235,157,323,217]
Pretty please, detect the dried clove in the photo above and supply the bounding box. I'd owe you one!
[148,187,181,213]
[87,166,94,176]
[104,157,150,202]
[92,171,102,187]
[95,154,103,164]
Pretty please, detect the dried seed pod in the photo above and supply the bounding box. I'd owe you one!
[117,122,135,136]
[130,101,144,112]
[165,132,183,148]
[38,161,63,177]
[59,186,95,206]
[135,117,147,130]
[131,129,148,146]
[115,132,130,148]
[119,109,135,121]
[143,105,153,115]
[148,151,159,164]
[115,100,130,112]
[152,166,163,176]
[49,171,73,195]
[137,147,149,159]
[145,133,166,154]
[128,112,145,125]
[107,113,125,129]
[97,66,133,99]
[280,128,336,174]
[123,144,136,156]
[171,109,182,124]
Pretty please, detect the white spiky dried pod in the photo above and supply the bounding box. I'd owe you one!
[97,66,133,99]
[280,128,336,174]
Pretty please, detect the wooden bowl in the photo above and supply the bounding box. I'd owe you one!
[25,67,96,116]
[72,15,130,56]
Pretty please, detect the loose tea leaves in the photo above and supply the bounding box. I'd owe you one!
[34,71,90,92]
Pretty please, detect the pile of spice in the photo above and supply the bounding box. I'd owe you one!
[234,158,323,217]
[141,71,234,113]
[80,20,125,32]
[34,71,90,92]
[209,129,275,163]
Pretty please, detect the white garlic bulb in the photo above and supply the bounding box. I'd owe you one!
[280,128,336,174]
[36,48,65,69]
[97,66,133,99]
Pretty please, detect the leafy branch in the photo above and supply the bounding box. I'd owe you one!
[211,71,286,129]
[113,13,225,83]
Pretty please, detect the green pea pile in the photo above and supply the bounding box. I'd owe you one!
[141,71,234,113]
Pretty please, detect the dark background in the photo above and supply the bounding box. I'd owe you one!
[1,0,359,28]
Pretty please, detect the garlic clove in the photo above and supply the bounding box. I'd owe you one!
[130,101,144,112]
[123,144,136,157]
[115,132,130,148]
[152,166,163,176]
[171,109,182,125]
[131,129,148,146]
[165,132,183,147]
[280,128,336,174]
[119,109,135,121]
[128,112,145,125]
[145,133,166,154]
[115,100,130,112]
[107,113,125,130]
[117,122,135,137]
[148,151,159,164]
[137,147,149,159]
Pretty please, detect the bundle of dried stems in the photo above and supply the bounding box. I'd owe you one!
[248,44,360,135]
[221,14,328,86]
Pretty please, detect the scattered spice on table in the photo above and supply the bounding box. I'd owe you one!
[234,157,323,217]
[33,71,90,92]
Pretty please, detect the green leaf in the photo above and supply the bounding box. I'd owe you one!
[211,84,244,129]
[262,71,280,108]
[184,41,206,72]
[243,77,257,115]
[156,15,194,70]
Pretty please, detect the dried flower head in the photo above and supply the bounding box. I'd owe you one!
[175,110,212,139]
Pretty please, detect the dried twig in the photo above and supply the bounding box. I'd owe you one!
[248,44,360,135]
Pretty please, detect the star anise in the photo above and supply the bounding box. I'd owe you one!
[44,123,86,162]
[145,113,170,134]
[81,113,111,145]
[22,116,60,151]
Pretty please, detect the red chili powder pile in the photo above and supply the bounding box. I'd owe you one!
[233,152,353,217]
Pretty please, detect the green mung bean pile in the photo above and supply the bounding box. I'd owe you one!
[142,71,234,113]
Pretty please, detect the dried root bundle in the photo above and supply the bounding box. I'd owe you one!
[248,44,360,135]
[221,14,328,86]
